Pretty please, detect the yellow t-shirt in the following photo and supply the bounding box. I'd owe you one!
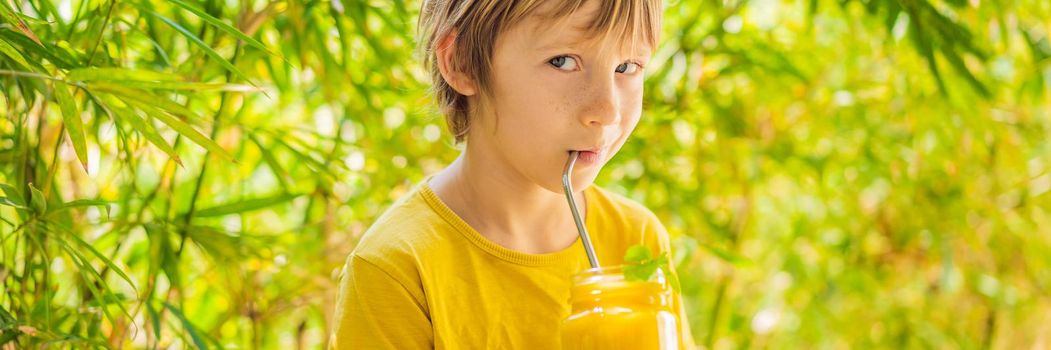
[330,178,695,349]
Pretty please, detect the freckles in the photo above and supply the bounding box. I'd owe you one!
[557,94,575,114]
[542,87,571,118]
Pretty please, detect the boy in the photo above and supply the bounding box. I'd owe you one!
[331,0,694,348]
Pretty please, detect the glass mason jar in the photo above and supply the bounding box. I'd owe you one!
[561,265,681,350]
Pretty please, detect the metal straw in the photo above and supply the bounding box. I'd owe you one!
[563,151,600,269]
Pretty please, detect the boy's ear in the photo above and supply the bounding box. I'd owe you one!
[436,30,478,96]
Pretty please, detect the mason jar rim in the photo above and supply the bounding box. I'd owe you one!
[571,264,668,285]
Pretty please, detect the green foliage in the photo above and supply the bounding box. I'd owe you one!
[0,0,1048,348]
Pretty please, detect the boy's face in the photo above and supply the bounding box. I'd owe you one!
[468,0,654,194]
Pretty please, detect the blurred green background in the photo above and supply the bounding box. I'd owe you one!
[2,0,1050,348]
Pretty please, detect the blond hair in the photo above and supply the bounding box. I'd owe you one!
[417,0,662,143]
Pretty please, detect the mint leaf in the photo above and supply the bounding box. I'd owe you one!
[624,245,652,263]
[624,261,659,282]
[622,244,681,292]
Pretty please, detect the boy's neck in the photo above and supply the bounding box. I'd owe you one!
[429,150,586,255]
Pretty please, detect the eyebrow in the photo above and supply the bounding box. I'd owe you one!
[526,12,654,56]
[533,36,654,59]
[533,36,588,52]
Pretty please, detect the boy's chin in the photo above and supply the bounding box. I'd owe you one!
[543,171,600,195]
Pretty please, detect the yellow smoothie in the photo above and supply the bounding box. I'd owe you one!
[561,267,680,350]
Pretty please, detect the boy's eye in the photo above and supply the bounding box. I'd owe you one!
[549,55,579,71]
[615,62,641,74]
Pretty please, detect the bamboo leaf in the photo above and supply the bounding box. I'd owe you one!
[182,225,259,260]
[66,232,137,294]
[192,193,299,217]
[148,11,256,87]
[98,96,183,166]
[162,302,209,350]
[265,130,341,177]
[54,237,128,334]
[53,82,89,171]
[114,17,173,67]
[165,0,276,57]
[0,31,76,69]
[87,82,205,125]
[700,243,753,266]
[1021,27,1051,63]
[0,197,26,209]
[0,1,42,46]
[248,133,293,189]
[0,330,15,346]
[906,4,950,97]
[11,12,48,25]
[111,81,261,92]
[144,223,181,289]
[0,39,30,68]
[942,47,992,98]
[67,67,182,82]
[0,184,25,206]
[145,302,161,340]
[73,71,264,92]
[46,199,111,218]
[93,87,229,162]
[28,183,46,214]
[0,304,14,327]
[147,108,235,162]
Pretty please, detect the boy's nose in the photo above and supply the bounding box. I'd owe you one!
[579,75,620,127]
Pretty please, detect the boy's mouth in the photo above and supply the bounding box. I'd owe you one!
[568,148,604,166]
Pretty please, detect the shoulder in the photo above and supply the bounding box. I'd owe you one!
[586,185,671,261]
[587,185,665,233]
[345,181,452,279]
